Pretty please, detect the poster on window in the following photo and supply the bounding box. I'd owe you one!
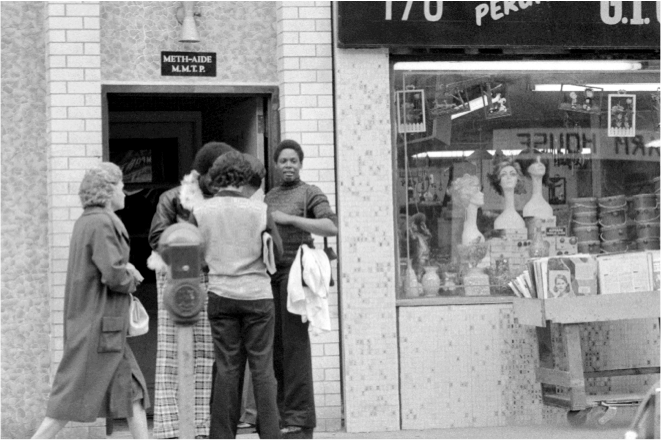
[396,89,426,133]
[608,94,636,138]
[558,85,602,115]
[111,149,152,183]
[481,82,511,120]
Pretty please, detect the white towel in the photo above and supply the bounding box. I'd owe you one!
[287,244,332,335]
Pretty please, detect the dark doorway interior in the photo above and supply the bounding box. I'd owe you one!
[106,92,271,416]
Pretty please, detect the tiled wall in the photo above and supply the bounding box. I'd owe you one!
[101,1,277,84]
[276,2,342,432]
[399,306,659,430]
[0,3,51,438]
[399,305,544,429]
[333,46,401,432]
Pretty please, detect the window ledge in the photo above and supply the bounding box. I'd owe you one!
[397,296,516,307]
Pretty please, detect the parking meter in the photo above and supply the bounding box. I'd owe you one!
[157,222,204,438]
[158,223,205,325]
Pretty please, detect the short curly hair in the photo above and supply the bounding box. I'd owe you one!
[209,151,252,190]
[487,151,525,196]
[274,139,304,163]
[244,154,266,188]
[449,174,481,209]
[79,162,123,208]
[193,142,237,175]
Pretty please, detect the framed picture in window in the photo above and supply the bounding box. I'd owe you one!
[396,89,426,133]
[608,94,636,138]
[548,175,566,205]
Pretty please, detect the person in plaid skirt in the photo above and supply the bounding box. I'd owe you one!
[148,142,236,438]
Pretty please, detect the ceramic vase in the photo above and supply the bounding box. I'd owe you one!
[405,259,422,297]
[421,266,441,296]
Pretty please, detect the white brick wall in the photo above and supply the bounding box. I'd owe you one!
[46,2,104,437]
[276,1,342,432]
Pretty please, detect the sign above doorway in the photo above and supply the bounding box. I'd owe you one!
[161,51,216,77]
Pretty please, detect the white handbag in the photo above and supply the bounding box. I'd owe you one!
[128,294,149,337]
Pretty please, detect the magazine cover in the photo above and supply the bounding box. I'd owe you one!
[547,258,574,298]
[546,254,599,298]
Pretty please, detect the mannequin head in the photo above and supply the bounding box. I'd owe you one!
[517,148,550,186]
[450,174,484,209]
[488,152,525,196]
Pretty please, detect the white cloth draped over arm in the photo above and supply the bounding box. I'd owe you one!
[287,244,332,335]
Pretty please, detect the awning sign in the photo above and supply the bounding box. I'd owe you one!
[161,52,216,77]
[338,2,660,49]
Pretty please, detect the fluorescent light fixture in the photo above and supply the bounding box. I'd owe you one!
[534,84,660,92]
[394,61,643,71]
[646,139,660,148]
[412,149,591,159]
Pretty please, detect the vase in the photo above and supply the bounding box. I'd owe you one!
[529,225,550,258]
[421,266,441,296]
[405,259,422,297]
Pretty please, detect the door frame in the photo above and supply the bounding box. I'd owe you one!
[101,85,280,182]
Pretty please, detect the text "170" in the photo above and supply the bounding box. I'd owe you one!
[385,1,444,21]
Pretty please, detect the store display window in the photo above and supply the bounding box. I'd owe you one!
[392,60,660,301]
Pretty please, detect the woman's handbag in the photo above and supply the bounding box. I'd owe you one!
[128,294,149,337]
[323,237,337,287]
[301,190,338,286]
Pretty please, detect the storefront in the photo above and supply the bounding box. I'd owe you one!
[332,0,660,433]
[1,2,659,438]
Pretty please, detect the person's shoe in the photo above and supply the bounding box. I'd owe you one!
[281,426,313,439]
[237,422,254,429]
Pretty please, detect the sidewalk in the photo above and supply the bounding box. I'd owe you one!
[109,415,631,440]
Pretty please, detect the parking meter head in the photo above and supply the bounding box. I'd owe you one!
[158,223,205,325]
[158,223,203,266]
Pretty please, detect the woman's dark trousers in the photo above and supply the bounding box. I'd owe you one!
[271,266,316,432]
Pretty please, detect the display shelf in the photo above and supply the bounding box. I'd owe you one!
[513,291,660,426]
[397,295,515,307]
[513,291,660,327]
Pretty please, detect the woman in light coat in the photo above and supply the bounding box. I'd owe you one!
[32,162,149,439]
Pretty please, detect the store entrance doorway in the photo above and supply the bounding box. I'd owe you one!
[103,87,278,415]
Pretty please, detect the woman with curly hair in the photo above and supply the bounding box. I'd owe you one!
[192,151,283,439]
[488,151,526,230]
[32,163,149,439]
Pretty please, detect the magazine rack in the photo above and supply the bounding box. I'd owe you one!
[513,291,660,426]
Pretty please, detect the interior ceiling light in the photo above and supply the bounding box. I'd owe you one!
[413,149,592,159]
[394,61,644,71]
[645,139,660,148]
[534,84,661,92]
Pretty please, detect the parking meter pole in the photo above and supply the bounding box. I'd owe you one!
[158,223,206,440]
[177,325,195,439]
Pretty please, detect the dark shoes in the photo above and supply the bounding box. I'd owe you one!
[281,426,313,439]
